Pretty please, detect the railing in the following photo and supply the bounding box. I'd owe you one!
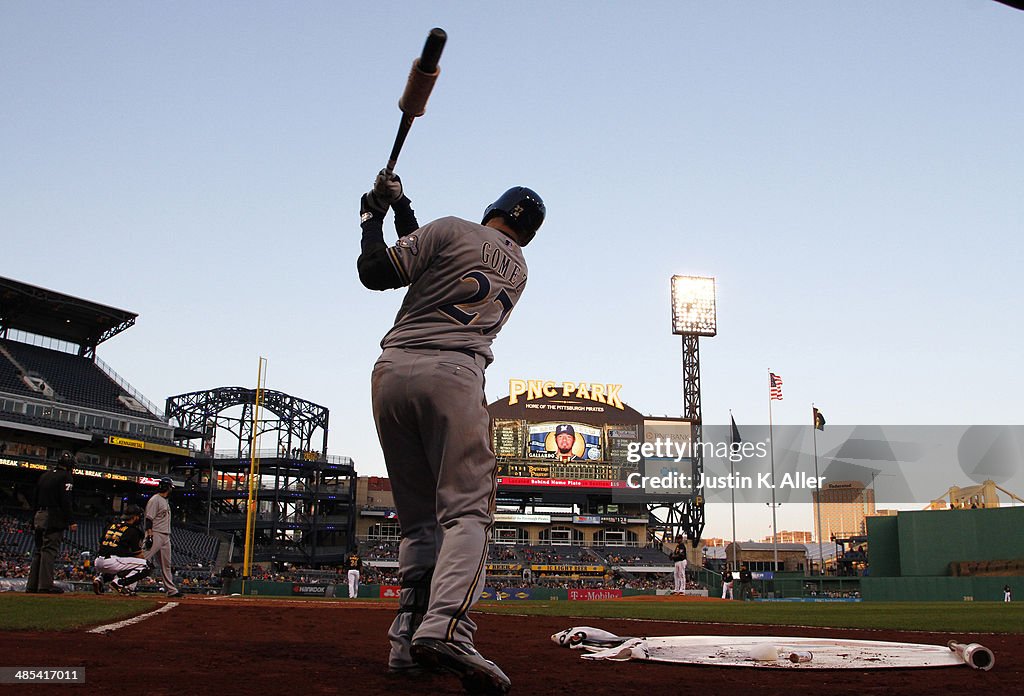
[200,448,354,466]
[94,355,165,419]
[3,329,165,420]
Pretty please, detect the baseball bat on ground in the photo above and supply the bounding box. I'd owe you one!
[384,27,447,176]
[948,641,995,670]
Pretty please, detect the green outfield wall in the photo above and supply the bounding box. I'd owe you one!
[861,576,1014,602]
[867,506,1024,578]
[863,506,1023,601]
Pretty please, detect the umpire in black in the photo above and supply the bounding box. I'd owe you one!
[26,450,78,594]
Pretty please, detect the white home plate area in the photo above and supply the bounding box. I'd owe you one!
[552,626,995,670]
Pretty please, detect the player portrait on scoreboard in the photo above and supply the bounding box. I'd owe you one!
[528,422,603,462]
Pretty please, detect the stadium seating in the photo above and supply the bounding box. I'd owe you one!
[170,527,221,565]
[0,513,219,570]
[0,339,161,420]
[591,545,672,566]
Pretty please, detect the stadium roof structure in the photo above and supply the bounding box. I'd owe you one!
[0,276,137,354]
[729,542,810,553]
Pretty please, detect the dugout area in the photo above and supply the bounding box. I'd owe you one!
[862,506,1024,601]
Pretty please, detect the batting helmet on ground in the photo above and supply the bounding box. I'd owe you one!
[482,186,545,246]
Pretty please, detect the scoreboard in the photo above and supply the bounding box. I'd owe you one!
[492,419,644,489]
[488,380,695,497]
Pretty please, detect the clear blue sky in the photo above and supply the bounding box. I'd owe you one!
[3,2,1022,539]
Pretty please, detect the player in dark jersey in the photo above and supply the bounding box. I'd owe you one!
[358,171,544,695]
[26,451,78,594]
[93,505,152,596]
[345,551,363,599]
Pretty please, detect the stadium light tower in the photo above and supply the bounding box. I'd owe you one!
[659,275,717,546]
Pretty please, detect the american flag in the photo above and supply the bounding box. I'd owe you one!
[769,372,784,400]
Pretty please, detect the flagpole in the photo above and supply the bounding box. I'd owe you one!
[729,410,737,571]
[812,404,824,575]
[768,371,779,574]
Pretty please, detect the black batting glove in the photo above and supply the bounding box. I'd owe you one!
[373,169,404,205]
[360,192,389,223]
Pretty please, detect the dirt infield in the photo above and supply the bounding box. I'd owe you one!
[1,596,1020,695]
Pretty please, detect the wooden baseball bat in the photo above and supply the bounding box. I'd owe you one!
[385,28,447,176]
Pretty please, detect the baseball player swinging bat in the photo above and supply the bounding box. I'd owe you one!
[382,27,447,181]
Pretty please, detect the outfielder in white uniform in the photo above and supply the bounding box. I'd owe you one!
[358,174,544,695]
[93,505,151,596]
[144,477,181,598]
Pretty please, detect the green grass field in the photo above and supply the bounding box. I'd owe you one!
[1,594,1021,634]
[479,600,1024,634]
[0,595,158,631]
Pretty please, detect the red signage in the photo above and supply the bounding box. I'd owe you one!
[567,589,623,601]
[496,477,628,489]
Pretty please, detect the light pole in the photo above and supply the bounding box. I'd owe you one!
[668,275,717,546]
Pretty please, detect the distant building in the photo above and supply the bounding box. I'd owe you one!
[722,541,809,573]
[762,530,813,544]
[813,480,876,539]
[701,537,728,547]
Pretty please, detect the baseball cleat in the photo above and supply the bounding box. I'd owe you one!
[410,638,511,696]
[92,576,104,595]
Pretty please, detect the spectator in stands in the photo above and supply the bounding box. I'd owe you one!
[26,451,78,594]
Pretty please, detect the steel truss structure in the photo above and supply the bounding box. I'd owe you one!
[647,335,705,548]
[166,386,356,565]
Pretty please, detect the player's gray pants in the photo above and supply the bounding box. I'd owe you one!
[372,348,496,666]
[144,532,177,593]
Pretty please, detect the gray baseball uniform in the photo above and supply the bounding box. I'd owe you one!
[144,493,178,594]
[361,213,527,670]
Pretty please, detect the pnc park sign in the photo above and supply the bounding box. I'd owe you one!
[507,379,625,410]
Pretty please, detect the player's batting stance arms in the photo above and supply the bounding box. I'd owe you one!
[356,177,544,696]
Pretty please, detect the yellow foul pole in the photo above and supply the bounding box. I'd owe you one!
[241,356,267,594]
